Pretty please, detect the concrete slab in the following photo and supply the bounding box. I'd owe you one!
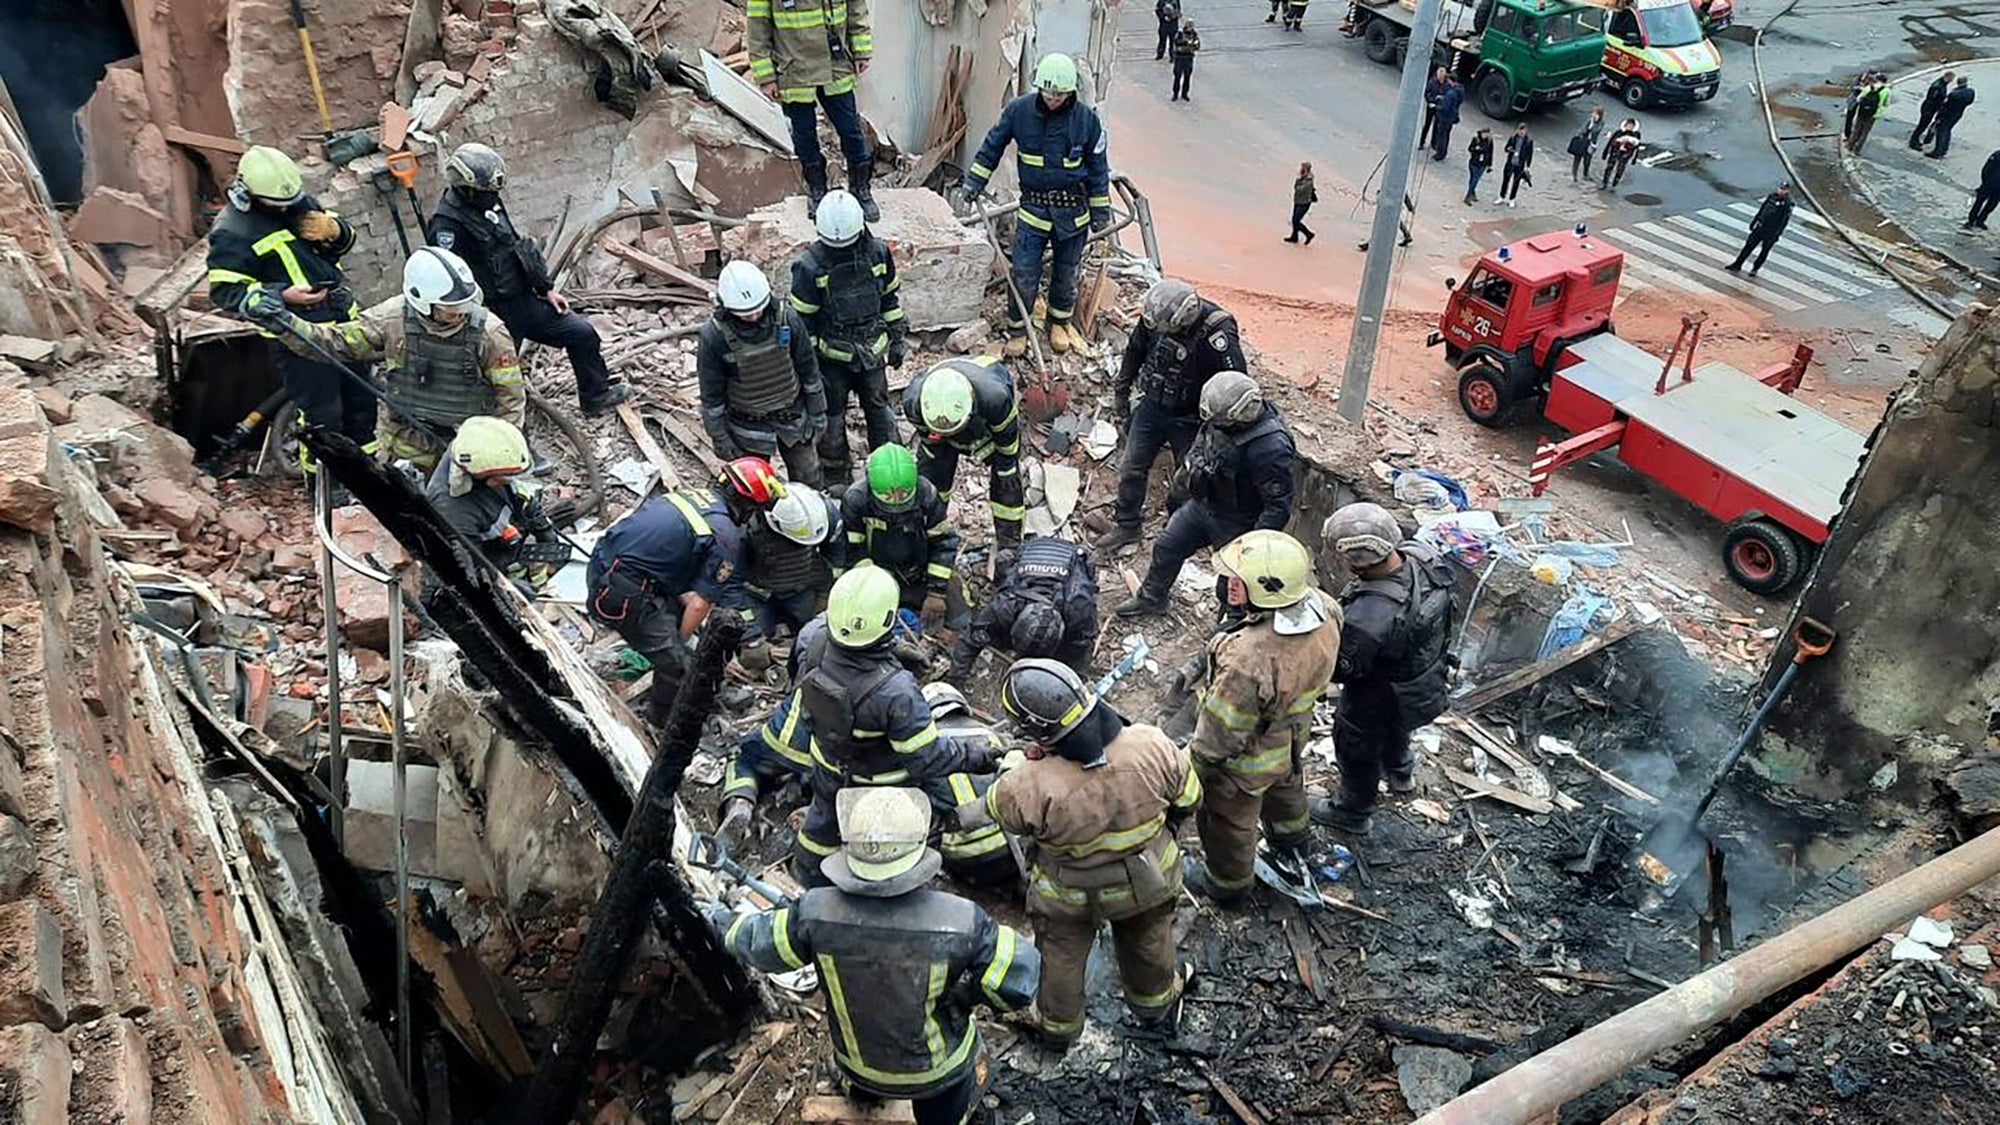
[341,760,487,890]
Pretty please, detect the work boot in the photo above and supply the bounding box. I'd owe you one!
[1095,524,1142,551]
[849,160,881,223]
[1309,796,1373,835]
[1001,330,1031,360]
[1114,589,1169,618]
[803,162,830,218]
[581,382,635,416]
[994,520,1022,553]
[1387,770,1418,795]
[1046,320,1073,354]
[1182,857,1249,908]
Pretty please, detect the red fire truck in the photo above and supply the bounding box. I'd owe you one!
[1427,227,1865,595]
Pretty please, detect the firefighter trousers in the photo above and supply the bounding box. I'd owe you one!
[1195,762,1311,894]
[816,358,900,483]
[1032,900,1180,1040]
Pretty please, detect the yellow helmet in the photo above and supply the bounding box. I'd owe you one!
[826,565,901,648]
[1215,530,1313,609]
[449,416,531,479]
[237,146,304,206]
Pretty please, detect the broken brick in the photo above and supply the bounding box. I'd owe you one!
[0,1024,72,1125]
[0,387,60,534]
[69,187,168,248]
[0,900,70,1028]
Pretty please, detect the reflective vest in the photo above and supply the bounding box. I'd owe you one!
[719,316,802,417]
[386,306,496,427]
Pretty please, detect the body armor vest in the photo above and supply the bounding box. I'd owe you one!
[1352,542,1455,728]
[798,631,898,767]
[389,306,495,426]
[719,317,801,417]
[824,248,884,329]
[1013,537,1076,591]
[433,192,547,301]
[1186,410,1284,492]
[747,520,821,594]
[1139,307,1234,412]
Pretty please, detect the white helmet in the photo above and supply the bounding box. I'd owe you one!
[815,189,867,247]
[765,484,832,545]
[717,260,772,314]
[404,246,482,317]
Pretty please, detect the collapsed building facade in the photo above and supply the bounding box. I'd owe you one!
[1,0,2000,1122]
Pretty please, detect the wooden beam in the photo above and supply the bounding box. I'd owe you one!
[615,402,683,491]
[164,125,247,156]
[601,238,716,296]
[1444,766,1556,815]
[1451,619,1643,714]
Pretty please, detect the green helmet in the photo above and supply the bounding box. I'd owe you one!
[916,362,976,436]
[866,444,920,512]
[237,146,304,206]
[1034,53,1079,95]
[827,565,901,648]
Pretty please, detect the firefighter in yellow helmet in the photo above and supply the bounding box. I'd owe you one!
[424,416,576,591]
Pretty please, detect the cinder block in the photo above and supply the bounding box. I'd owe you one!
[0,900,69,1029]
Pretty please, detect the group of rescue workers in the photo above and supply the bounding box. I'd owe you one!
[201,46,1456,1124]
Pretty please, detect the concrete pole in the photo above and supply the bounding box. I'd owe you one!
[1337,0,1448,424]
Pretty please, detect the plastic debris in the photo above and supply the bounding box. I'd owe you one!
[1909,915,1955,948]
[1084,419,1120,460]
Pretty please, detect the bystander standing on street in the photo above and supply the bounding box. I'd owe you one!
[1726,183,1796,273]
[1465,127,1493,205]
[1430,76,1463,162]
[1420,66,1449,150]
[1847,75,1890,154]
[1569,107,1604,182]
[1287,162,1318,244]
[1965,150,2000,231]
[1501,123,1534,206]
[1170,20,1200,101]
[1911,70,1955,150]
[1930,75,1977,158]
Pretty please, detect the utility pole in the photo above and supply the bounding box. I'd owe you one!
[1337,0,1447,424]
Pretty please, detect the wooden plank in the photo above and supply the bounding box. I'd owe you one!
[615,401,683,490]
[1451,619,1643,713]
[1444,766,1556,815]
[164,125,247,156]
[601,238,716,295]
[657,411,725,478]
[132,236,213,329]
[1197,1060,1267,1125]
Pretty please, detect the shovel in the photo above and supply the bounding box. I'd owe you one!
[687,832,794,907]
[1636,616,1835,885]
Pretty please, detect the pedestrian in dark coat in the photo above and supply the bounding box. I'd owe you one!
[1501,123,1534,204]
[1170,20,1200,101]
[1430,79,1463,162]
[1911,71,1955,150]
[1966,151,2000,230]
[1569,107,1605,180]
[1155,0,1182,60]
[1465,128,1494,204]
[1727,183,1795,273]
[1419,67,1449,149]
[1288,162,1318,243]
[1840,71,1871,143]
[1600,118,1641,189]
[1931,77,1977,158]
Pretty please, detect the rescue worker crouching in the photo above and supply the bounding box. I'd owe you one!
[206,145,376,478]
[968,659,1201,1048]
[244,245,527,472]
[425,416,576,594]
[710,788,1039,1125]
[841,444,965,629]
[737,482,844,674]
[585,456,786,729]
[791,189,906,487]
[427,143,633,416]
[960,53,1112,359]
[949,535,1098,679]
[904,356,1026,553]
[1099,278,1246,552]
[1184,531,1339,904]
[1116,371,1298,617]
[1311,502,1456,835]
[791,566,998,886]
[699,260,828,487]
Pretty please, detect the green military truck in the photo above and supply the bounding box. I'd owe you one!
[1342,0,1608,119]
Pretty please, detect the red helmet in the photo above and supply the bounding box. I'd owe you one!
[716,456,786,510]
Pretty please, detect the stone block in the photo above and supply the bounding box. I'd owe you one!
[341,761,488,891]
[67,1015,151,1125]
[726,188,993,330]
[0,1023,71,1125]
[0,900,69,1028]
[330,507,417,652]
[0,387,58,535]
[70,188,169,248]
[132,478,208,533]
[0,814,33,903]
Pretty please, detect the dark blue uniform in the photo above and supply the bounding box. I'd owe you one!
[1137,402,1297,603]
[903,357,1025,546]
[963,92,1112,329]
[949,537,1098,676]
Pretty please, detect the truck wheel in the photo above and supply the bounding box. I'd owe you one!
[1476,71,1517,120]
[1456,361,1512,427]
[1722,519,1804,595]
[1621,78,1651,110]
[1363,22,1399,64]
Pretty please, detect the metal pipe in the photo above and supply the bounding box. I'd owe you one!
[1420,824,2000,1125]
[389,581,413,1083]
[316,469,346,846]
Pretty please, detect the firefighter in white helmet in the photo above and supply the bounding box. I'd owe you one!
[697,260,828,486]
[789,189,906,487]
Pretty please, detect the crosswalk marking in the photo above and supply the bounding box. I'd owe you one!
[1662,215,1872,297]
[1601,204,1889,316]
[1699,209,1886,285]
[1629,220,1840,303]
[1603,226,1809,312]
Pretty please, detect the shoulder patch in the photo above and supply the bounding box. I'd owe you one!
[715,559,735,582]
[1209,331,1230,352]
[434,229,456,249]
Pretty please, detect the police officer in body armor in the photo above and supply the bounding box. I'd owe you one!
[243,246,527,471]
[427,144,633,416]
[205,146,376,477]
[1099,279,1247,552]
[790,567,998,886]
[841,444,965,628]
[904,356,1026,552]
[948,535,1098,679]
[699,260,828,488]
[1310,502,1456,835]
[736,483,844,674]
[1115,371,1298,618]
[790,190,906,486]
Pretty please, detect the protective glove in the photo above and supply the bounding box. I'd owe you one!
[1091,210,1112,233]
[239,285,297,333]
[718,796,754,843]
[954,187,980,217]
[887,337,908,368]
[921,591,950,630]
[613,648,654,681]
[522,491,579,535]
[738,637,774,673]
[702,901,737,934]
[296,210,342,242]
[959,737,1000,775]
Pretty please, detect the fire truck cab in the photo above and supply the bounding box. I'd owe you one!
[1430,225,1622,425]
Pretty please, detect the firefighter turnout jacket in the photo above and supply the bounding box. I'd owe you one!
[1191,591,1341,794]
[1114,300,1246,415]
[964,93,1113,235]
[427,188,554,302]
[950,537,1098,675]
[839,478,959,600]
[205,196,358,329]
[1181,402,1297,529]
[904,357,1025,529]
[746,0,872,103]
[697,306,827,456]
[790,236,906,368]
[1336,541,1456,731]
[720,886,1037,1097]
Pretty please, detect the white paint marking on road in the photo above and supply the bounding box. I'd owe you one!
[1699,208,1889,284]
[1662,215,1873,297]
[1631,221,1842,303]
[1602,227,1809,312]
[1617,253,1713,298]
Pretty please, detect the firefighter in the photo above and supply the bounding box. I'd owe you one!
[427,143,633,416]
[960,53,1112,359]
[904,356,1025,552]
[1116,371,1297,618]
[790,189,905,486]
[1185,531,1339,904]
[840,444,963,627]
[745,0,879,219]
[699,260,828,487]
[205,145,374,481]
[968,658,1201,1048]
[1099,279,1247,552]
[585,457,786,729]
[424,416,575,591]
[241,246,525,471]
[790,566,997,884]
[710,787,1039,1124]
[948,535,1097,679]
[1311,502,1456,835]
[737,482,844,672]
